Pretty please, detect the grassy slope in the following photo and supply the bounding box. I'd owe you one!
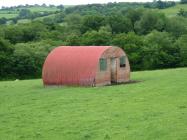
[0,6,59,19]
[2,4,186,22]
[160,4,187,17]
[0,11,18,19]
[25,6,58,12]
[0,13,17,19]
[0,68,187,140]
[1,3,187,19]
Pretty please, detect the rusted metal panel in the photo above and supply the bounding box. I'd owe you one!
[42,46,112,86]
[95,47,131,86]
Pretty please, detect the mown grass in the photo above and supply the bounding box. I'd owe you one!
[0,68,187,140]
[160,4,187,17]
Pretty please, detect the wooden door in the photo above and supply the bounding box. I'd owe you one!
[110,58,117,83]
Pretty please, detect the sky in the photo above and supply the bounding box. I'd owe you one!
[0,0,180,8]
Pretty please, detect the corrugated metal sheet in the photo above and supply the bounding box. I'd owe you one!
[42,46,112,86]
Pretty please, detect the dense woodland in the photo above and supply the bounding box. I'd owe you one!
[0,1,187,80]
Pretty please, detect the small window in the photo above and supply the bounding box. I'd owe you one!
[100,58,107,71]
[120,56,126,67]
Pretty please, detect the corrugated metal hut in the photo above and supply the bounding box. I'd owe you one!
[42,46,130,86]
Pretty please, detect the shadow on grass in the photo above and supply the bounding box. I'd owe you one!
[107,80,142,86]
[35,80,142,89]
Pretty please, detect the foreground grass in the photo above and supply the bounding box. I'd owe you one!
[0,68,187,140]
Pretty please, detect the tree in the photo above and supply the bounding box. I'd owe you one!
[135,11,166,35]
[11,41,54,79]
[18,9,32,19]
[108,14,133,34]
[54,12,65,23]
[4,22,47,44]
[81,15,106,33]
[4,26,24,44]
[112,32,145,70]
[12,18,18,24]
[178,9,187,17]
[175,35,187,67]
[165,17,187,38]
[143,31,181,69]
[181,0,187,4]
[0,38,13,79]
[42,3,47,7]
[124,9,143,31]
[43,17,56,26]
[81,28,112,45]
[65,34,82,46]
[144,0,175,9]
[157,0,165,9]
[0,17,7,25]
[64,14,82,34]
[57,5,64,11]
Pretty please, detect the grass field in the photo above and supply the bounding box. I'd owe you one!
[25,6,58,12]
[160,4,187,17]
[1,4,186,20]
[0,68,187,140]
[0,6,59,19]
[0,13,18,19]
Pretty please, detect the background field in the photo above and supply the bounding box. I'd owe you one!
[0,3,186,20]
[0,68,187,140]
[161,4,187,16]
[0,13,17,19]
[24,6,58,12]
[0,6,59,19]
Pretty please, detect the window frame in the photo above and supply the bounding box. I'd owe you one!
[99,58,107,71]
[120,56,126,68]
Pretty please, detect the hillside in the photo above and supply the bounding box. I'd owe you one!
[161,3,187,16]
[0,6,59,19]
[0,68,187,140]
[1,3,186,24]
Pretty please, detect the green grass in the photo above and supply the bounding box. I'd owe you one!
[34,14,57,21]
[0,10,18,19]
[0,6,59,19]
[0,68,187,140]
[160,4,187,17]
[17,19,31,24]
[22,6,59,12]
[0,13,18,19]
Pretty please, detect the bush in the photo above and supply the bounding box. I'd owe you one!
[112,32,145,70]
[81,28,112,45]
[10,41,55,79]
[175,35,187,67]
[143,31,181,69]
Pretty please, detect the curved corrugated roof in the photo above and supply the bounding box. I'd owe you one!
[42,46,112,86]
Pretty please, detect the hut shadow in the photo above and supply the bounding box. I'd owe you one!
[37,80,142,88]
[107,80,142,86]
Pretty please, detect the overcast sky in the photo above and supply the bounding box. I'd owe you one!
[0,0,180,8]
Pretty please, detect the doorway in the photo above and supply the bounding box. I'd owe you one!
[110,58,117,83]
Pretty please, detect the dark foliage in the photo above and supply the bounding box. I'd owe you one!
[181,0,187,4]
[144,0,176,9]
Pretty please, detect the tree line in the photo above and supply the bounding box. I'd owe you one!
[0,2,187,80]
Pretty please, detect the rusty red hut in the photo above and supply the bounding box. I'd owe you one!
[42,46,130,86]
